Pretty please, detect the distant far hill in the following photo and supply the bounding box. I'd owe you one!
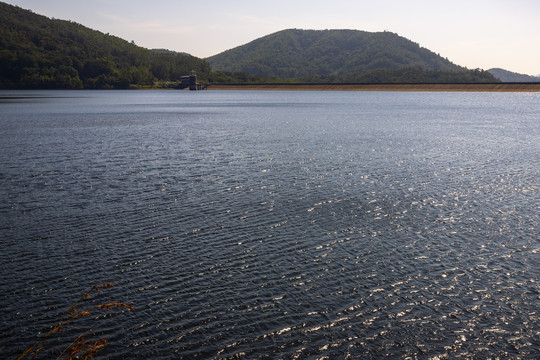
[207,29,498,83]
[0,2,211,89]
[487,68,540,82]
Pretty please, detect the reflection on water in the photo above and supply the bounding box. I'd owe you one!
[1,90,539,358]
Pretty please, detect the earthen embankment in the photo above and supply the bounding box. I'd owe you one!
[206,83,540,92]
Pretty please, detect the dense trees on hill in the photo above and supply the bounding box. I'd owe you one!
[207,29,499,83]
[210,68,498,84]
[207,29,463,78]
[0,2,211,89]
[208,71,293,84]
[0,3,499,88]
[333,67,498,84]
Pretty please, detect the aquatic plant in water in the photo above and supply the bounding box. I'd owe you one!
[18,283,134,360]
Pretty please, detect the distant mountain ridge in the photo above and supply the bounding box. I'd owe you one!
[206,29,498,83]
[487,68,540,82]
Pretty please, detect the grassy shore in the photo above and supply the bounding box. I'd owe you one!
[206,83,540,92]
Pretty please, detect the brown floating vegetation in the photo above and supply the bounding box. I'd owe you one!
[18,283,133,360]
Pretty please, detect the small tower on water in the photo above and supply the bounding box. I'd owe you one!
[179,70,202,90]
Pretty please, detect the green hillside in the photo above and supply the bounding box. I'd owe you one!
[207,29,498,83]
[0,2,211,89]
[0,2,499,88]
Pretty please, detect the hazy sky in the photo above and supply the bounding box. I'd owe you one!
[5,0,540,75]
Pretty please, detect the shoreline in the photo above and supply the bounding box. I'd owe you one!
[205,83,540,92]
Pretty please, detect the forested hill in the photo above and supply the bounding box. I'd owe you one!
[0,2,211,89]
[0,2,499,88]
[207,29,498,83]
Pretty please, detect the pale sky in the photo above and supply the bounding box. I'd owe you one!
[4,0,540,75]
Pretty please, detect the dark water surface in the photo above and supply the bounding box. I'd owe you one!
[1,90,539,359]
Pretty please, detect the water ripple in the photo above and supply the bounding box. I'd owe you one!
[1,90,539,359]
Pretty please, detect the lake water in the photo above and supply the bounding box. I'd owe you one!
[1,90,539,359]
